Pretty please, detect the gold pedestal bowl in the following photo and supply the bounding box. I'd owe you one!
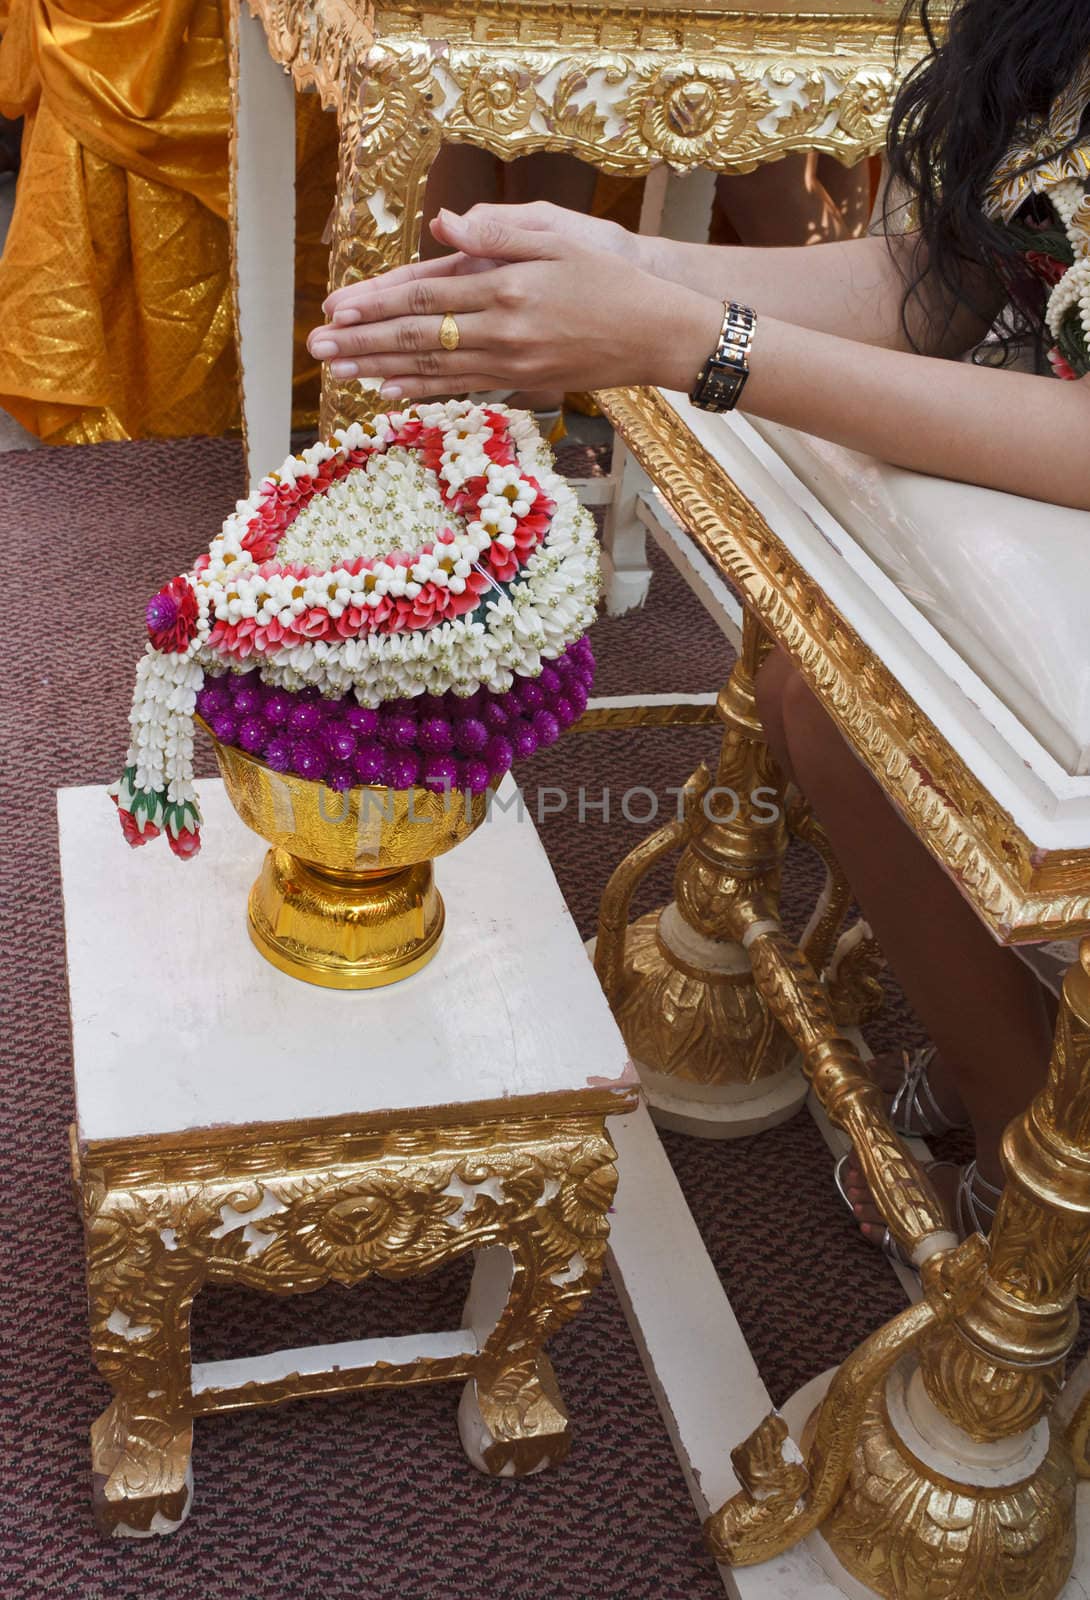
[207,731,490,990]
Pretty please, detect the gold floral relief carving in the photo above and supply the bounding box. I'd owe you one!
[457,63,540,135]
[609,908,790,1084]
[245,0,373,107]
[821,1380,1077,1600]
[83,1113,621,1531]
[917,1321,1065,1444]
[625,62,765,165]
[825,921,887,1028]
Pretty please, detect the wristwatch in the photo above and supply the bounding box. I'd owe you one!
[690,300,757,413]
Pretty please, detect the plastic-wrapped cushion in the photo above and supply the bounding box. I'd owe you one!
[748,419,1090,776]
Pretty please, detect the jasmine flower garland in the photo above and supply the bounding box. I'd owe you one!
[110,401,601,857]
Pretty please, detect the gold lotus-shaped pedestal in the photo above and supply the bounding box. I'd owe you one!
[207,731,490,990]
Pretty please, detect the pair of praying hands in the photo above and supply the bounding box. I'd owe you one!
[307,205,720,402]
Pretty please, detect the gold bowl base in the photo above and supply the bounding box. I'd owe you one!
[248,846,445,990]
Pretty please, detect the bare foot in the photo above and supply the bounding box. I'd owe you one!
[839,1153,966,1246]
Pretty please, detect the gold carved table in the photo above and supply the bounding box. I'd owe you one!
[230,0,917,485]
[591,384,1090,1598]
[59,779,637,1535]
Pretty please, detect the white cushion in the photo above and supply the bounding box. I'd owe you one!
[748,420,1090,776]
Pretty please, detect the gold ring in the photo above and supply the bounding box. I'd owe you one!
[439,312,461,352]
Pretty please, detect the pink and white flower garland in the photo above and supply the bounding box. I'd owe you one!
[111,401,601,855]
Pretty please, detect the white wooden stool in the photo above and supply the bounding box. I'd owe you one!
[59,779,637,1536]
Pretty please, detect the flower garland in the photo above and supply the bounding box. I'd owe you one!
[193,638,595,798]
[1045,180,1090,378]
[111,401,601,855]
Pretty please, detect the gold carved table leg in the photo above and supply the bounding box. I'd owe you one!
[595,610,811,1136]
[708,937,1090,1600]
[83,1112,620,1534]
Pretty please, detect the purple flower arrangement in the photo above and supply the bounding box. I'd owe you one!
[196,636,594,795]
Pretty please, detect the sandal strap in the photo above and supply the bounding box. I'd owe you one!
[956,1160,1002,1238]
[889,1045,959,1137]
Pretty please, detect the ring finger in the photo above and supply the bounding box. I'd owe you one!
[327,347,504,382]
[311,312,490,376]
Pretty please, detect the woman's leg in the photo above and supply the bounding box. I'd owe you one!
[420,145,501,260]
[753,646,797,785]
[776,668,1053,1235]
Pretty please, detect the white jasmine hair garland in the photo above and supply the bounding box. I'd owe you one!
[1045,180,1090,377]
[110,401,602,857]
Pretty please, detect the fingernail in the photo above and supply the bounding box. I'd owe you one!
[379,383,403,399]
[332,309,361,326]
[310,338,338,358]
[331,360,359,379]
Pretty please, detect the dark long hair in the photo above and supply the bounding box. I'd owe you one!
[886,0,1090,353]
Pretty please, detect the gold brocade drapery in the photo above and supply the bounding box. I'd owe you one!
[0,0,335,444]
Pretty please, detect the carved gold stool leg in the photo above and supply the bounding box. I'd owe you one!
[595,611,808,1138]
[86,1194,202,1536]
[709,937,1090,1600]
[459,1136,620,1476]
[459,1240,572,1477]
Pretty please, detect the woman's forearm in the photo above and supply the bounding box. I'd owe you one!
[638,232,996,359]
[701,314,1090,510]
[310,213,1085,508]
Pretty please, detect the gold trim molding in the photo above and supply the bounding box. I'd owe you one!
[596,385,1090,944]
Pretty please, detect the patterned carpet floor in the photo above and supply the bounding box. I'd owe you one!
[1,434,929,1600]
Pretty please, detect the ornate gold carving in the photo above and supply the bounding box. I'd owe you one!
[610,909,783,1084]
[707,941,1090,1598]
[730,1411,810,1508]
[83,1110,620,1532]
[742,930,950,1257]
[825,919,887,1028]
[916,1320,1064,1444]
[916,943,1090,1446]
[594,763,711,1007]
[706,1296,941,1565]
[821,1378,1077,1600]
[626,62,763,165]
[245,0,373,107]
[458,63,539,136]
[596,385,1090,943]
[595,619,808,1105]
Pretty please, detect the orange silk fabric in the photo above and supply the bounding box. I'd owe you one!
[0,0,334,443]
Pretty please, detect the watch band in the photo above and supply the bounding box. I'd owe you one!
[690,300,757,413]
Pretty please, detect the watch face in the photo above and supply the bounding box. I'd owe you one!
[694,360,748,413]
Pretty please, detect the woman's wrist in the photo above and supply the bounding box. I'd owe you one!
[632,231,692,283]
[652,289,730,393]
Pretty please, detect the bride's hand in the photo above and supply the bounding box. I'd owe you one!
[321,203,644,329]
[434,201,644,264]
[310,208,720,399]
